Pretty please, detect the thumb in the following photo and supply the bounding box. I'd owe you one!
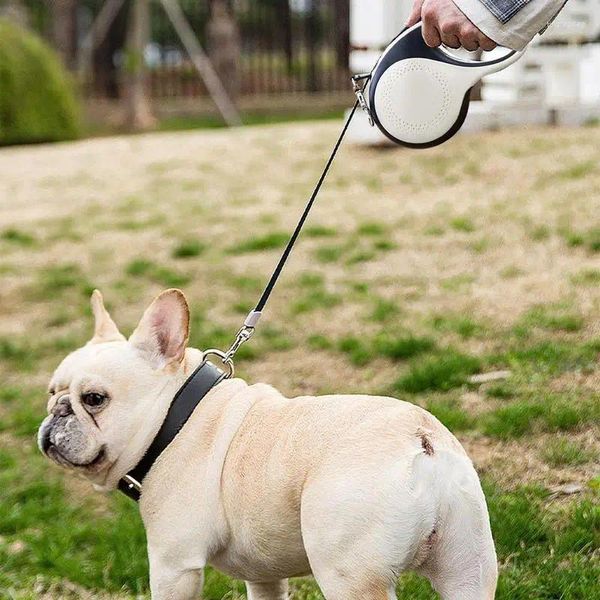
[405,0,425,26]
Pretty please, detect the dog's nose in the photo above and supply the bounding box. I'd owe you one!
[51,395,73,418]
[40,424,52,453]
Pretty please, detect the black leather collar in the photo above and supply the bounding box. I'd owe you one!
[118,360,226,501]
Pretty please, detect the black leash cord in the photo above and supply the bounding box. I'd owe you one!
[222,94,368,368]
[255,99,360,313]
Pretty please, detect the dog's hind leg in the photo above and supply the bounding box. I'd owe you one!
[308,569,396,600]
[246,580,289,600]
[415,457,498,600]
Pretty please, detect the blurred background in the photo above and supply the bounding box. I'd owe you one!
[0,2,599,599]
[1,0,358,138]
[2,0,600,142]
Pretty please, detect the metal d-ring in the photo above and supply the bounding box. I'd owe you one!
[203,349,235,379]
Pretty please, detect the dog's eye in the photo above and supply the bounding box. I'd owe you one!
[81,392,107,409]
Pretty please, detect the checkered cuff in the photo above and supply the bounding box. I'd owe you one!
[479,0,532,24]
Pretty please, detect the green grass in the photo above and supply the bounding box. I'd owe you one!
[369,298,400,322]
[2,444,596,600]
[337,336,372,366]
[394,351,481,394]
[374,334,435,360]
[291,275,340,315]
[554,160,597,180]
[126,259,190,287]
[571,268,600,286]
[541,438,598,467]
[304,225,337,238]
[228,232,289,254]
[334,332,436,367]
[482,395,600,439]
[156,108,345,133]
[450,217,476,233]
[314,244,345,263]
[172,239,206,259]
[440,274,475,292]
[487,337,600,380]
[307,334,333,350]
[560,226,600,253]
[529,224,551,241]
[425,398,474,431]
[518,305,584,333]
[486,383,515,400]
[1,228,36,246]
[31,263,93,299]
[356,222,387,236]
[432,314,485,338]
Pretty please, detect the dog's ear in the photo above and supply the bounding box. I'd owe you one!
[89,290,125,344]
[129,289,190,369]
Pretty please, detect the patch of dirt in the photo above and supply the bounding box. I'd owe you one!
[461,429,599,489]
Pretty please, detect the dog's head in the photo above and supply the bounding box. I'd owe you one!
[38,289,192,488]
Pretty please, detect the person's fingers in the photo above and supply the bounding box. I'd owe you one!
[439,18,461,49]
[442,34,461,49]
[422,21,442,47]
[478,34,497,52]
[459,25,480,52]
[422,6,442,47]
[405,0,425,27]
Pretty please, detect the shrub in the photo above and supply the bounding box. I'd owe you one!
[0,19,80,145]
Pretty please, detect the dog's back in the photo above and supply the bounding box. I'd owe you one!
[217,388,497,598]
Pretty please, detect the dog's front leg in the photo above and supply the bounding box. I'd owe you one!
[149,559,204,600]
[246,580,289,600]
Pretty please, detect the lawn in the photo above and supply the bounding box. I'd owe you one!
[0,120,598,599]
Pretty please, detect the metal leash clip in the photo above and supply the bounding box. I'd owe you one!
[352,73,373,126]
[205,325,255,379]
[203,349,235,379]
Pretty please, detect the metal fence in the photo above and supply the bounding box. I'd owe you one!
[24,0,351,101]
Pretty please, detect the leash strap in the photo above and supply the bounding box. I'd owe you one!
[224,82,371,365]
[255,99,360,315]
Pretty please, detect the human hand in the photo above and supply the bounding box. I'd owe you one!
[406,0,497,52]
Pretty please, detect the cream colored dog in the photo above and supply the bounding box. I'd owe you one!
[38,289,497,600]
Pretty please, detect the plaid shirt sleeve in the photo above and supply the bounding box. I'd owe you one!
[479,0,533,24]
[454,0,568,49]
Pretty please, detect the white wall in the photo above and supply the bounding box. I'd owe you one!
[350,0,411,72]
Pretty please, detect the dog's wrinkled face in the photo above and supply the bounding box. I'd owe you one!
[38,289,190,488]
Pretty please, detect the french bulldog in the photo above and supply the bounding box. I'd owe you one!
[38,289,497,600]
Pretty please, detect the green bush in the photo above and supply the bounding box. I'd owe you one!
[0,19,80,145]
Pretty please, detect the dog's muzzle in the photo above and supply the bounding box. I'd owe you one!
[38,395,105,469]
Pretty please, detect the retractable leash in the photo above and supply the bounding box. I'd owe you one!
[119,22,525,501]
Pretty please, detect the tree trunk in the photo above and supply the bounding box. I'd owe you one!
[48,0,79,70]
[93,2,129,99]
[122,0,155,129]
[306,0,318,92]
[207,0,241,100]
[0,0,29,27]
[276,0,293,73]
[334,0,349,69]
